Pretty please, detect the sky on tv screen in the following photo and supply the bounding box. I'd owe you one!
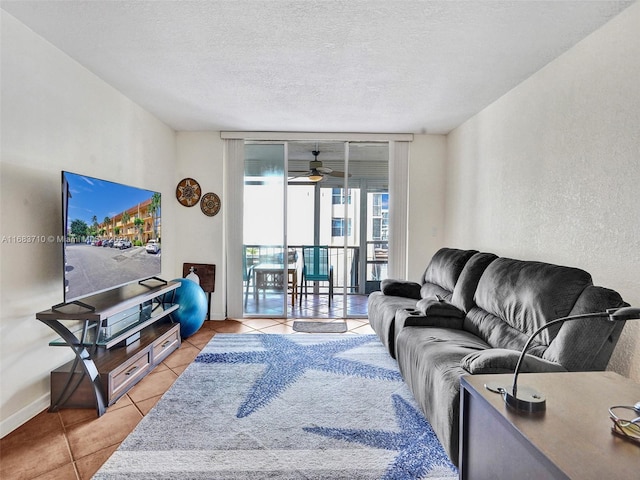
[65,172,157,225]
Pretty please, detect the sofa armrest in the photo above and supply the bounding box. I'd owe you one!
[461,349,568,374]
[381,279,422,299]
[416,297,465,318]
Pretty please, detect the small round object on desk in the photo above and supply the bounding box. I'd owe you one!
[169,278,207,338]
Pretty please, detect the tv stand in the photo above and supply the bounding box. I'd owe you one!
[36,281,181,416]
[51,299,96,314]
[138,276,168,287]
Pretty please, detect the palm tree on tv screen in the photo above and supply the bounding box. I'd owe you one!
[149,193,161,242]
[134,217,144,244]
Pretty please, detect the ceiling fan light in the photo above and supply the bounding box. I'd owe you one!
[308,171,323,182]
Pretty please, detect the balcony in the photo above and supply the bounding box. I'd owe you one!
[243,243,387,317]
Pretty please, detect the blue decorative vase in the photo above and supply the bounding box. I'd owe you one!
[169,278,207,338]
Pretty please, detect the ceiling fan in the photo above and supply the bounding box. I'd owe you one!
[289,150,349,182]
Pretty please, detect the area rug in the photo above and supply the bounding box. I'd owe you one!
[93,334,457,479]
[292,320,348,333]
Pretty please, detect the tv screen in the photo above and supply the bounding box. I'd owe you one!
[62,171,162,302]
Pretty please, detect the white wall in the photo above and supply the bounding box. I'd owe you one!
[445,2,640,382]
[175,132,226,320]
[406,134,447,281]
[0,12,177,436]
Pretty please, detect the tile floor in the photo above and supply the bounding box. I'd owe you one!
[244,292,369,318]
[1,318,375,480]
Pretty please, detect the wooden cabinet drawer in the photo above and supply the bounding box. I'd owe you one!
[108,350,151,400]
[151,323,180,364]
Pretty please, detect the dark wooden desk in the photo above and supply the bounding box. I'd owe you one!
[460,372,640,480]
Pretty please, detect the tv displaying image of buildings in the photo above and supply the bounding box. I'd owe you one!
[62,172,162,301]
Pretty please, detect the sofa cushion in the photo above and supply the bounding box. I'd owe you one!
[471,258,593,348]
[395,326,491,464]
[380,279,422,299]
[420,248,478,298]
[543,285,627,370]
[462,306,532,355]
[460,349,567,374]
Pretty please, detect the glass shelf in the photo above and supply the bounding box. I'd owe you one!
[49,302,178,348]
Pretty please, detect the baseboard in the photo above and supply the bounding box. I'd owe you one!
[206,313,226,321]
[0,393,50,439]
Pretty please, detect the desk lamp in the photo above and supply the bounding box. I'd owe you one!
[486,306,640,413]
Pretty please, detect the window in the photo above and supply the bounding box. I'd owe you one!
[372,194,382,216]
[369,193,389,241]
[332,188,352,205]
[331,218,352,237]
[372,218,381,240]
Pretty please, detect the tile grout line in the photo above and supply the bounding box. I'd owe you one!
[57,410,82,480]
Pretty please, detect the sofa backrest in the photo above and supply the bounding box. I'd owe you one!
[543,285,627,370]
[463,256,628,370]
[450,252,498,312]
[420,248,478,300]
[465,257,594,352]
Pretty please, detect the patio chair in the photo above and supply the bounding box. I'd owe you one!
[300,245,334,306]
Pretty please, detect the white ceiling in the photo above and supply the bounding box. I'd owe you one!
[1,0,634,134]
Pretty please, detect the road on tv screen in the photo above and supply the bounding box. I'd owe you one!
[65,243,161,300]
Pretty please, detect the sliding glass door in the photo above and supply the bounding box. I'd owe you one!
[347,142,389,315]
[240,139,391,319]
[243,143,287,316]
[287,142,349,318]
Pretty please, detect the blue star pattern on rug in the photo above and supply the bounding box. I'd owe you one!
[304,394,457,479]
[196,334,402,418]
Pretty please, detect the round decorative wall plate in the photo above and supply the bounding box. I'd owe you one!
[176,178,201,207]
[200,192,221,217]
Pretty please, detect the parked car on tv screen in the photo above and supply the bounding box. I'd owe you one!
[145,239,160,254]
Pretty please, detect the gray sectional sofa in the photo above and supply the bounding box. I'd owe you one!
[368,247,628,465]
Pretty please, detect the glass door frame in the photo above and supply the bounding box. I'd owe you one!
[222,132,412,320]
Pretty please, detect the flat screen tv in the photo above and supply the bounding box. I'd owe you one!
[61,171,162,304]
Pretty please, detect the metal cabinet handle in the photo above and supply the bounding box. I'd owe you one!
[125,365,138,376]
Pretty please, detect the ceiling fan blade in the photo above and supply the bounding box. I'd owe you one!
[287,171,311,180]
[328,170,351,177]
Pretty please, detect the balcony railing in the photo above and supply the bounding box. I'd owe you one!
[243,242,388,295]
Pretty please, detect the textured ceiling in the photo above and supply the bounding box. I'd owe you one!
[1,0,634,134]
